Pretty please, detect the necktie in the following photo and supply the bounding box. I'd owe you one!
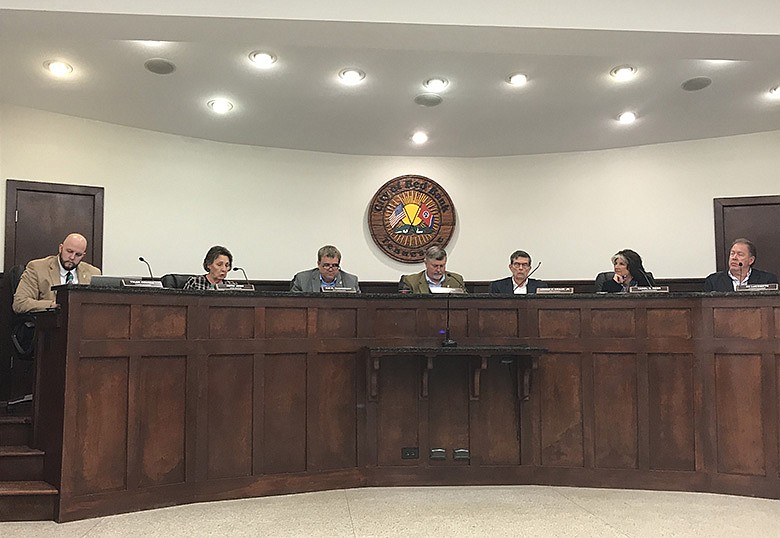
[66,271,74,284]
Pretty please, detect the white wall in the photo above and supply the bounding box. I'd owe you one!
[1,104,778,282]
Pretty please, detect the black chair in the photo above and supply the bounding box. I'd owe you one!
[7,265,36,412]
[161,274,196,289]
[594,271,614,292]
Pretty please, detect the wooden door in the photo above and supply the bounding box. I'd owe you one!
[1,179,104,401]
[714,196,780,277]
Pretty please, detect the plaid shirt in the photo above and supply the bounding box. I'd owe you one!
[183,275,233,290]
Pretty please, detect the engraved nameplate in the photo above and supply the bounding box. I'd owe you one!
[736,283,779,292]
[215,282,255,291]
[321,287,357,293]
[629,286,670,293]
[121,279,163,288]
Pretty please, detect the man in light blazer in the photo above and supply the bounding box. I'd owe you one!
[13,233,102,313]
[489,250,547,294]
[399,245,466,293]
[290,245,361,292]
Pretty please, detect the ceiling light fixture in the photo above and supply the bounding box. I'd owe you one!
[207,98,234,114]
[769,86,780,98]
[249,51,277,68]
[411,131,429,145]
[617,111,637,124]
[44,60,73,77]
[610,65,637,81]
[423,78,449,92]
[338,68,366,86]
[507,73,528,86]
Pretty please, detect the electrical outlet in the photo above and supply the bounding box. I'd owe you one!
[401,447,419,459]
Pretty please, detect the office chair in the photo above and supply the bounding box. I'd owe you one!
[6,265,36,412]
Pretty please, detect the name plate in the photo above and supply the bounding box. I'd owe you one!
[321,287,357,293]
[736,283,779,292]
[121,279,163,288]
[536,287,574,295]
[430,286,466,294]
[215,282,255,291]
[629,286,670,293]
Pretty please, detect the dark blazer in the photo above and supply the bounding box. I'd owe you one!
[399,270,465,294]
[703,268,778,292]
[489,277,547,294]
[290,268,361,292]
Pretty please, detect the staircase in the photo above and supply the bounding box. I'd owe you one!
[0,407,58,521]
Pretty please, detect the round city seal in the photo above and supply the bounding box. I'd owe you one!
[368,175,456,263]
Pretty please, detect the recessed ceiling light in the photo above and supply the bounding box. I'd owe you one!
[507,73,528,86]
[134,40,167,48]
[411,131,429,145]
[144,58,176,75]
[44,60,73,77]
[681,77,712,92]
[423,78,449,92]
[339,68,366,86]
[249,51,277,68]
[610,65,637,81]
[769,86,780,98]
[207,98,234,114]
[617,111,637,124]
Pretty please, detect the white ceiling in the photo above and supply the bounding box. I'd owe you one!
[1,7,779,157]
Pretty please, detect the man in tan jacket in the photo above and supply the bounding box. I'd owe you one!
[13,233,101,313]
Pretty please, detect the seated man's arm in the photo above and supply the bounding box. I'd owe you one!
[13,266,56,313]
[290,272,304,292]
[398,275,413,293]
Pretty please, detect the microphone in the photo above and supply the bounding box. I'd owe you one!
[233,267,250,285]
[528,261,542,277]
[138,256,154,280]
[440,295,457,347]
[637,266,656,287]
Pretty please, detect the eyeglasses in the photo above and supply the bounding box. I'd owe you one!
[320,263,340,269]
[511,262,531,269]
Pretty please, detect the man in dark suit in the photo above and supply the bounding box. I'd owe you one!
[489,250,547,294]
[290,245,361,292]
[704,238,778,292]
[13,232,102,313]
[399,246,465,293]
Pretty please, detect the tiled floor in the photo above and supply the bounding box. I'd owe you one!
[3,485,780,537]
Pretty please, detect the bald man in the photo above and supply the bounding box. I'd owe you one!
[13,233,102,313]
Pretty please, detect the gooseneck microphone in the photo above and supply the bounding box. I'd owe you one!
[138,256,154,279]
[233,267,250,285]
[441,295,457,347]
[528,261,542,278]
[637,266,656,287]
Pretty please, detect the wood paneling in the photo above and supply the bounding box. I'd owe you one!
[539,353,583,467]
[209,306,253,339]
[307,353,357,471]
[317,308,357,338]
[139,305,187,340]
[374,308,417,337]
[477,309,519,338]
[713,308,763,340]
[538,309,580,338]
[377,357,420,466]
[73,358,128,495]
[648,354,695,471]
[82,304,130,339]
[715,354,765,475]
[135,356,186,487]
[30,289,780,522]
[647,309,691,339]
[591,309,635,338]
[593,354,638,469]
[206,355,253,479]
[263,354,306,473]
[265,308,307,337]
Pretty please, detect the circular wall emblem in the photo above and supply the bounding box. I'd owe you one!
[368,175,456,263]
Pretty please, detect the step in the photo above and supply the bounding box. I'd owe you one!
[0,415,31,446]
[0,446,44,481]
[0,481,58,521]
